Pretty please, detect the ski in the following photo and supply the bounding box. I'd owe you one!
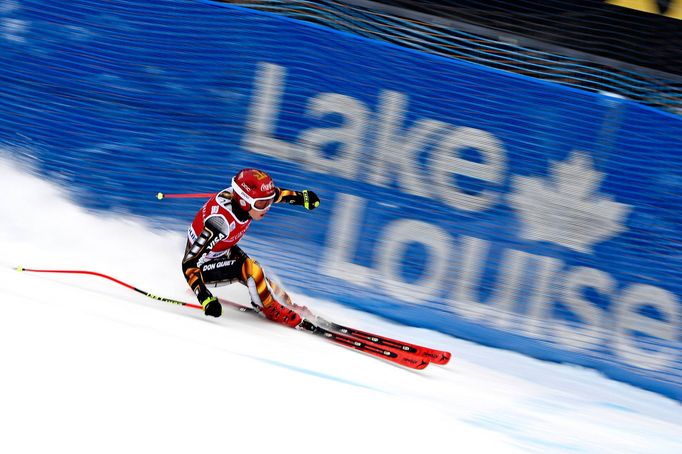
[218,297,447,367]
[297,320,430,370]
[221,287,450,364]
[218,298,429,369]
[315,318,451,365]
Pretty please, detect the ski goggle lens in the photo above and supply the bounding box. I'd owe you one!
[253,198,274,211]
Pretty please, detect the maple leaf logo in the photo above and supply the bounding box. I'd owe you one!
[509,151,631,253]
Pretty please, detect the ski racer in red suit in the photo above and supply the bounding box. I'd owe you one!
[182,168,320,327]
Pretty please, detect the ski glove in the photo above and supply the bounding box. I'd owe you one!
[300,190,320,210]
[202,296,222,317]
[278,189,320,210]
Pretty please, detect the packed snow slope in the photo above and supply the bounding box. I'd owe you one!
[1,157,680,454]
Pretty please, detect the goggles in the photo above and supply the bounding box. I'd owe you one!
[252,196,274,211]
[232,178,275,212]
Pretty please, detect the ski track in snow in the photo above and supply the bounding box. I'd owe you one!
[1,156,681,454]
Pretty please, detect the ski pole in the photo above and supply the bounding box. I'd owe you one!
[14,266,202,310]
[155,192,213,200]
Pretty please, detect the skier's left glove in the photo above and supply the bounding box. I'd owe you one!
[300,190,320,210]
[201,296,222,318]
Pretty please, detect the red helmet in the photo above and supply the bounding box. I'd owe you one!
[231,168,276,211]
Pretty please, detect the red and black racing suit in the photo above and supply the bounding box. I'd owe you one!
[182,187,304,327]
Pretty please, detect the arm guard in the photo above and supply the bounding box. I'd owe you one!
[274,187,302,205]
[274,187,320,209]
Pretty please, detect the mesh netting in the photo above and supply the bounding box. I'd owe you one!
[221,0,682,114]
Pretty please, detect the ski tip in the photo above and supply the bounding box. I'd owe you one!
[415,358,430,370]
[402,356,430,370]
[15,265,24,272]
[156,192,165,200]
[426,350,451,366]
[437,351,452,365]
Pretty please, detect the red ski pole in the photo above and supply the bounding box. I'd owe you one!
[14,266,202,310]
[155,192,213,200]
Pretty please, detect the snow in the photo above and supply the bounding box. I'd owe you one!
[1,157,680,454]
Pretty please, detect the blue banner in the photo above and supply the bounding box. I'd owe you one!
[0,0,680,400]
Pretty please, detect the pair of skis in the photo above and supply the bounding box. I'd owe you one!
[218,297,451,370]
[15,267,451,371]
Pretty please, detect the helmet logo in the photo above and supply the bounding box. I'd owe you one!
[252,170,269,180]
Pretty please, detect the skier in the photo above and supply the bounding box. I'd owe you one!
[182,168,320,327]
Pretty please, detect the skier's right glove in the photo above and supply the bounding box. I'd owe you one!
[201,296,222,318]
